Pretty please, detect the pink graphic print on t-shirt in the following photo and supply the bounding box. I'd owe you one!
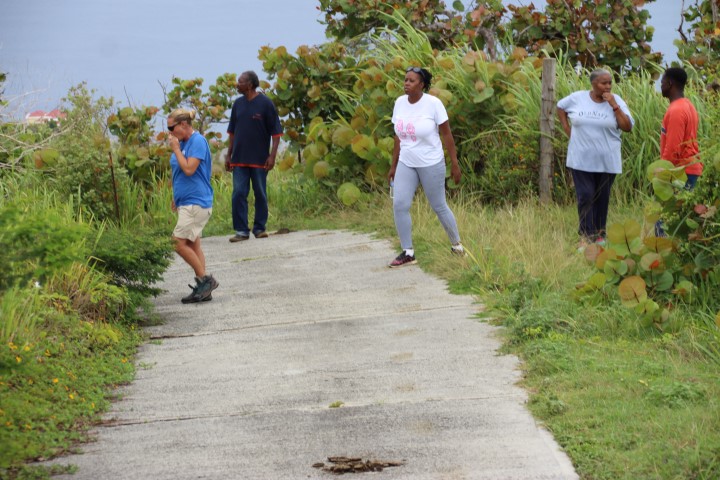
[395,119,417,142]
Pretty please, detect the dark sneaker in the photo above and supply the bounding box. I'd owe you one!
[181,278,213,304]
[254,231,269,238]
[229,234,249,243]
[388,251,416,268]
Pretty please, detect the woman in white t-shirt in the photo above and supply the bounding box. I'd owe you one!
[387,66,464,268]
[557,69,634,248]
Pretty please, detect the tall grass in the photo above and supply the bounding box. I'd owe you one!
[117,168,340,239]
[502,56,668,203]
[45,261,129,323]
[424,194,587,290]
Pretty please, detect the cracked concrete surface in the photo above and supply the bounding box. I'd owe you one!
[47,230,578,479]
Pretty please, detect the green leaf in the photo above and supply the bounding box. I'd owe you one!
[587,272,607,289]
[646,159,677,182]
[595,249,618,270]
[472,87,495,104]
[694,252,714,271]
[623,258,637,275]
[628,237,644,256]
[618,276,647,307]
[604,258,628,277]
[277,89,292,101]
[351,134,376,161]
[643,237,674,254]
[648,271,674,291]
[607,220,641,245]
[635,298,659,316]
[686,218,700,229]
[639,252,664,272]
[452,0,465,12]
[672,280,694,299]
[647,159,687,186]
[652,178,674,201]
[332,126,357,148]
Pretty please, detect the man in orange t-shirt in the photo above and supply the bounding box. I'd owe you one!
[660,67,702,189]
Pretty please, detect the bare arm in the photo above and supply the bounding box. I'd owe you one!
[388,136,400,182]
[169,135,200,176]
[557,108,571,137]
[225,132,234,172]
[603,92,632,132]
[265,135,280,171]
[439,120,461,185]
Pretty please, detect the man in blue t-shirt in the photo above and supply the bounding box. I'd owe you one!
[225,70,283,242]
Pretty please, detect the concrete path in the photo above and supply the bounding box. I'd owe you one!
[50,230,578,479]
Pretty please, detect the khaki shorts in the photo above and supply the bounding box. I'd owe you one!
[173,205,212,242]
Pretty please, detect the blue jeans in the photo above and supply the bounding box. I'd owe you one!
[232,167,268,235]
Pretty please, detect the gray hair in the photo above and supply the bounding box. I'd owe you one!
[242,70,260,89]
[589,69,612,83]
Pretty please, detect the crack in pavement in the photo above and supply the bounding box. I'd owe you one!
[102,393,526,428]
[148,303,476,340]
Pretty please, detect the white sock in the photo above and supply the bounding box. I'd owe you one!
[404,249,414,257]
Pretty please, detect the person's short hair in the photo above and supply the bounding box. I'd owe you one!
[169,108,196,125]
[242,70,260,89]
[589,69,612,83]
[406,66,433,92]
[663,67,688,90]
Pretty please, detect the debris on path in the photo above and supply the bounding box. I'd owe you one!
[313,456,405,474]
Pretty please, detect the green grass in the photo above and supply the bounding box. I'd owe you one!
[262,177,720,480]
[0,306,140,479]
[524,337,720,479]
[3,169,718,479]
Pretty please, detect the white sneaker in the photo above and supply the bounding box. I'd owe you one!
[451,244,466,256]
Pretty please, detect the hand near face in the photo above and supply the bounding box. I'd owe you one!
[601,91,617,108]
[168,134,180,152]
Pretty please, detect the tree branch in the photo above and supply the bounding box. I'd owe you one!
[677,0,689,43]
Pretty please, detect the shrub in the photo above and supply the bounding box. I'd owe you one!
[52,146,131,223]
[0,202,89,291]
[88,225,173,319]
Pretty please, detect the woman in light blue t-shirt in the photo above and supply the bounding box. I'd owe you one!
[557,69,634,248]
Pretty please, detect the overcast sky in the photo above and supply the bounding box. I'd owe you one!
[0,0,685,114]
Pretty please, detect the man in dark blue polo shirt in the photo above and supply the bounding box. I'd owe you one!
[225,70,283,242]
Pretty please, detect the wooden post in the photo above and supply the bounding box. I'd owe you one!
[539,58,556,205]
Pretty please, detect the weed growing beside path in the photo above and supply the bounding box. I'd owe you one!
[3,170,718,479]
[274,185,720,480]
[0,309,140,479]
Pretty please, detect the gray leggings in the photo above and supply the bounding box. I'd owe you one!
[393,161,460,250]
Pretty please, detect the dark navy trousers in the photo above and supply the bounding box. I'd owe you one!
[231,166,268,236]
[570,168,616,239]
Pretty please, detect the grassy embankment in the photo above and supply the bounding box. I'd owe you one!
[3,169,718,480]
[264,174,720,480]
[4,37,719,478]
